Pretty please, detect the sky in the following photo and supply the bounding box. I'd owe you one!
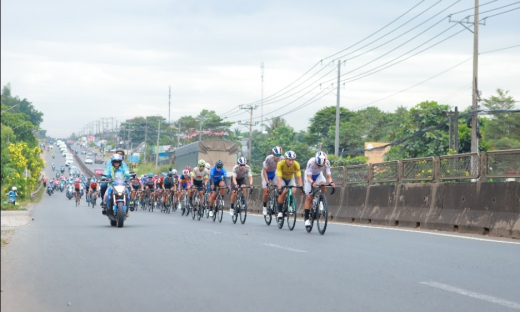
[2,0,519,138]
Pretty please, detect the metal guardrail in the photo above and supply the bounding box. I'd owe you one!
[439,153,479,180]
[345,164,369,185]
[484,149,520,178]
[402,157,434,181]
[371,161,399,183]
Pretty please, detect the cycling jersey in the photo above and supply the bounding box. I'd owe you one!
[232,165,252,179]
[90,182,98,189]
[276,160,301,181]
[305,157,331,178]
[191,168,209,181]
[210,167,227,183]
[163,177,174,187]
[263,155,284,173]
[179,174,191,184]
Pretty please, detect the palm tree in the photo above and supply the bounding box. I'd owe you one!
[263,117,287,136]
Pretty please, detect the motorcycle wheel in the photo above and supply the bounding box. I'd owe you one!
[116,202,125,228]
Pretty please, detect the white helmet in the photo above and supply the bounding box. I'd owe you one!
[172,169,177,175]
[205,163,211,170]
[315,151,327,166]
[272,146,282,156]
[12,186,17,191]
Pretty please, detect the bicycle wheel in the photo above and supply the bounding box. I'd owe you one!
[191,199,196,220]
[217,198,224,223]
[306,206,315,233]
[196,196,202,221]
[239,195,247,224]
[181,193,187,216]
[264,191,274,226]
[286,194,296,231]
[316,194,328,235]
[184,194,190,217]
[212,201,217,222]
[231,199,238,224]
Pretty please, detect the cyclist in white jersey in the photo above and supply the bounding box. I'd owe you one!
[190,159,210,205]
[230,157,253,216]
[262,146,284,215]
[303,151,335,226]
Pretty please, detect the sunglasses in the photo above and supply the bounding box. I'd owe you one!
[274,154,282,157]
[239,164,245,167]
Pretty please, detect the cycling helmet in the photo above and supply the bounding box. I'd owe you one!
[75,178,80,182]
[154,174,158,179]
[185,166,192,172]
[172,169,178,175]
[237,157,247,165]
[205,163,211,170]
[91,178,97,183]
[12,186,17,191]
[284,151,296,160]
[198,159,206,167]
[272,146,282,156]
[115,148,125,156]
[215,160,223,169]
[168,172,173,177]
[148,172,153,178]
[315,151,327,166]
[183,169,190,176]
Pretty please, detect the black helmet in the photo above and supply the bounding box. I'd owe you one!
[216,160,223,168]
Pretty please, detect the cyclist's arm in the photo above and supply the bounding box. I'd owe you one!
[296,175,303,187]
[248,175,253,186]
[262,167,268,183]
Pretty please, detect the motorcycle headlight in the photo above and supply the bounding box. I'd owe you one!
[113,185,125,196]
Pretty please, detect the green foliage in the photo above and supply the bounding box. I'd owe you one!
[480,89,519,150]
[327,155,367,167]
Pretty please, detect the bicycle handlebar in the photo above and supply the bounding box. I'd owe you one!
[311,183,335,195]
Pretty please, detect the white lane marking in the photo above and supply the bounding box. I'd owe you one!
[421,282,520,310]
[246,214,520,245]
[201,229,221,234]
[263,243,307,253]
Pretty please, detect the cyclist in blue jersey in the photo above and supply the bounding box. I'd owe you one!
[209,160,229,217]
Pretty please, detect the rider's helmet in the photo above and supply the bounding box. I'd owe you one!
[215,160,223,169]
[167,172,173,177]
[205,163,211,170]
[315,151,327,166]
[12,186,17,191]
[172,169,178,175]
[111,154,123,166]
[115,148,125,158]
[148,172,153,178]
[52,162,55,166]
[272,146,282,156]
[75,178,80,183]
[183,169,190,176]
[185,166,192,172]
[237,157,247,165]
[91,177,97,183]
[197,159,206,167]
[154,174,158,179]
[284,151,296,160]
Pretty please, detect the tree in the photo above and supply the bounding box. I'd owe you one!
[263,117,287,136]
[304,106,353,148]
[481,89,520,150]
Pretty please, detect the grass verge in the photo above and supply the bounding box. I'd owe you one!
[1,238,7,247]
[134,163,172,176]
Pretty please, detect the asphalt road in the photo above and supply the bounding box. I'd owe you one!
[2,151,520,312]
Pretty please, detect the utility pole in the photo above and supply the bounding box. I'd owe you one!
[168,86,171,124]
[334,60,341,157]
[449,1,485,153]
[155,119,161,168]
[238,104,259,161]
[144,119,148,163]
[198,116,209,142]
[260,62,264,133]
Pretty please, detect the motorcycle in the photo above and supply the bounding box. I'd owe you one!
[47,184,54,196]
[59,181,65,192]
[104,173,129,228]
[52,165,55,171]
[66,185,74,200]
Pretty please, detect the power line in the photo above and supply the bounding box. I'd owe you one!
[482,6,520,19]
[447,0,497,16]
[469,1,520,16]
[479,44,520,54]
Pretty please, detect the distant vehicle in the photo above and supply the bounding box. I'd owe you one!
[85,158,93,164]
[94,168,104,175]
[65,159,74,166]
[81,150,86,154]
[87,152,93,156]
[95,156,104,164]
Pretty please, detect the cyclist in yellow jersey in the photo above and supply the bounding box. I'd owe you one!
[276,150,303,220]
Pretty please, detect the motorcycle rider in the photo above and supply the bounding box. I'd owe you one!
[103,154,131,216]
[6,187,18,206]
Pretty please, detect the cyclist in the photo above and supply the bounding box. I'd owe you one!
[276,151,303,220]
[154,174,164,203]
[162,171,176,206]
[303,151,335,227]
[89,177,99,203]
[262,146,284,216]
[74,178,82,204]
[141,173,155,204]
[209,160,229,217]
[177,169,191,210]
[129,174,141,207]
[190,159,209,208]
[230,157,253,216]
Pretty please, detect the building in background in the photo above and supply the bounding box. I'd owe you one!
[364,142,390,163]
